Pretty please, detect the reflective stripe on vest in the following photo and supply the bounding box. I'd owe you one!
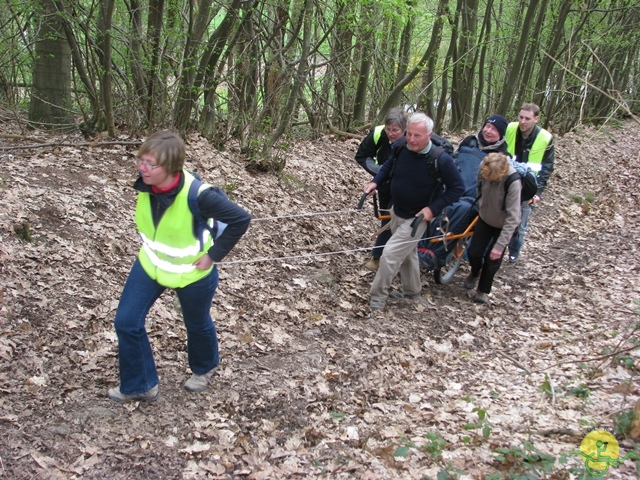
[135,171,214,288]
[372,125,385,146]
[372,124,386,164]
[505,123,552,173]
[140,240,201,274]
[139,231,207,260]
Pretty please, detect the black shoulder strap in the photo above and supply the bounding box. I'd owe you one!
[188,175,218,251]
[428,146,445,180]
[388,138,407,181]
[502,171,520,210]
[389,143,446,181]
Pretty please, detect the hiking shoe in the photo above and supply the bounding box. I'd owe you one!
[474,291,489,304]
[108,385,159,403]
[364,258,380,272]
[370,298,386,310]
[389,291,420,299]
[184,368,217,393]
[508,255,518,264]
[463,273,479,290]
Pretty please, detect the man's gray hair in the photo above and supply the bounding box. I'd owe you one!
[407,112,434,134]
[384,107,407,130]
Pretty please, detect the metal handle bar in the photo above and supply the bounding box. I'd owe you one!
[356,192,368,210]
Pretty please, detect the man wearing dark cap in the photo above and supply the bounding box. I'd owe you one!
[505,103,555,263]
[453,114,510,201]
[458,114,509,154]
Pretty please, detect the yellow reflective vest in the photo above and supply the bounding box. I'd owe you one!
[505,122,553,173]
[135,171,214,288]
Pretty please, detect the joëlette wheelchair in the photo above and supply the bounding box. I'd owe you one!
[357,192,477,284]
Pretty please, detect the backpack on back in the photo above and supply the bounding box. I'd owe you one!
[504,159,538,209]
[188,172,227,251]
[430,132,455,156]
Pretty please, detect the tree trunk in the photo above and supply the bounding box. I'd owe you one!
[533,0,571,109]
[472,0,493,124]
[381,12,414,116]
[96,0,116,136]
[329,0,353,129]
[377,2,454,125]
[434,4,460,131]
[352,1,376,124]
[52,0,99,124]
[29,0,73,129]
[515,0,549,108]
[449,0,478,131]
[145,0,165,125]
[175,0,243,132]
[417,0,449,119]
[496,0,539,114]
[259,0,313,163]
[126,0,148,117]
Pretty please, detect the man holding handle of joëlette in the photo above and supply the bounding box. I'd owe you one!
[362,113,464,310]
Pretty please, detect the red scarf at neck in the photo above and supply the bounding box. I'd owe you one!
[151,172,181,194]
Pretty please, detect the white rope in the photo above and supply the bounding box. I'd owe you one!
[217,204,451,265]
[217,233,445,265]
[251,208,365,222]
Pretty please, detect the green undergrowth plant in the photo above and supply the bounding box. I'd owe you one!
[613,409,635,438]
[492,440,556,478]
[422,431,445,459]
[393,431,446,460]
[538,374,592,400]
[218,182,237,201]
[570,191,595,204]
[280,171,307,189]
[393,435,416,458]
[461,407,493,444]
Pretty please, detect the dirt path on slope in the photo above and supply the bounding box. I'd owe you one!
[0,121,639,479]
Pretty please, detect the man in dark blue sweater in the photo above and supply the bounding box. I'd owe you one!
[363,113,464,309]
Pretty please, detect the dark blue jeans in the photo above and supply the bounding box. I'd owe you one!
[467,217,505,294]
[508,203,532,258]
[113,259,219,395]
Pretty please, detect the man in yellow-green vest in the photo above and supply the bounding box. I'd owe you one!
[505,103,555,263]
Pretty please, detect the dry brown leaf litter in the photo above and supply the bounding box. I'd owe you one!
[0,122,639,479]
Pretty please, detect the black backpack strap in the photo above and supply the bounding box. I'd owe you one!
[502,172,520,211]
[388,142,446,184]
[188,176,218,251]
[428,145,446,181]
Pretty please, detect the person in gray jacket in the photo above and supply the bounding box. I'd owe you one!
[463,153,522,304]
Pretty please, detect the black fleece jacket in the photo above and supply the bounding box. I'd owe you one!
[372,143,464,219]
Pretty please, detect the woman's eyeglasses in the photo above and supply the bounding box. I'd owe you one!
[134,158,162,170]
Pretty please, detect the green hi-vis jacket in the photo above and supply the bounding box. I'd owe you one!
[135,171,214,288]
[505,122,553,173]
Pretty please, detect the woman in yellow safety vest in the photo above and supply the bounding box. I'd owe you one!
[354,107,407,271]
[108,132,251,403]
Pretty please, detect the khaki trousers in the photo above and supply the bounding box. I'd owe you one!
[370,211,428,304]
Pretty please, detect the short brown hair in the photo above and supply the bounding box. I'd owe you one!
[520,102,540,116]
[137,131,185,174]
[480,153,510,182]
